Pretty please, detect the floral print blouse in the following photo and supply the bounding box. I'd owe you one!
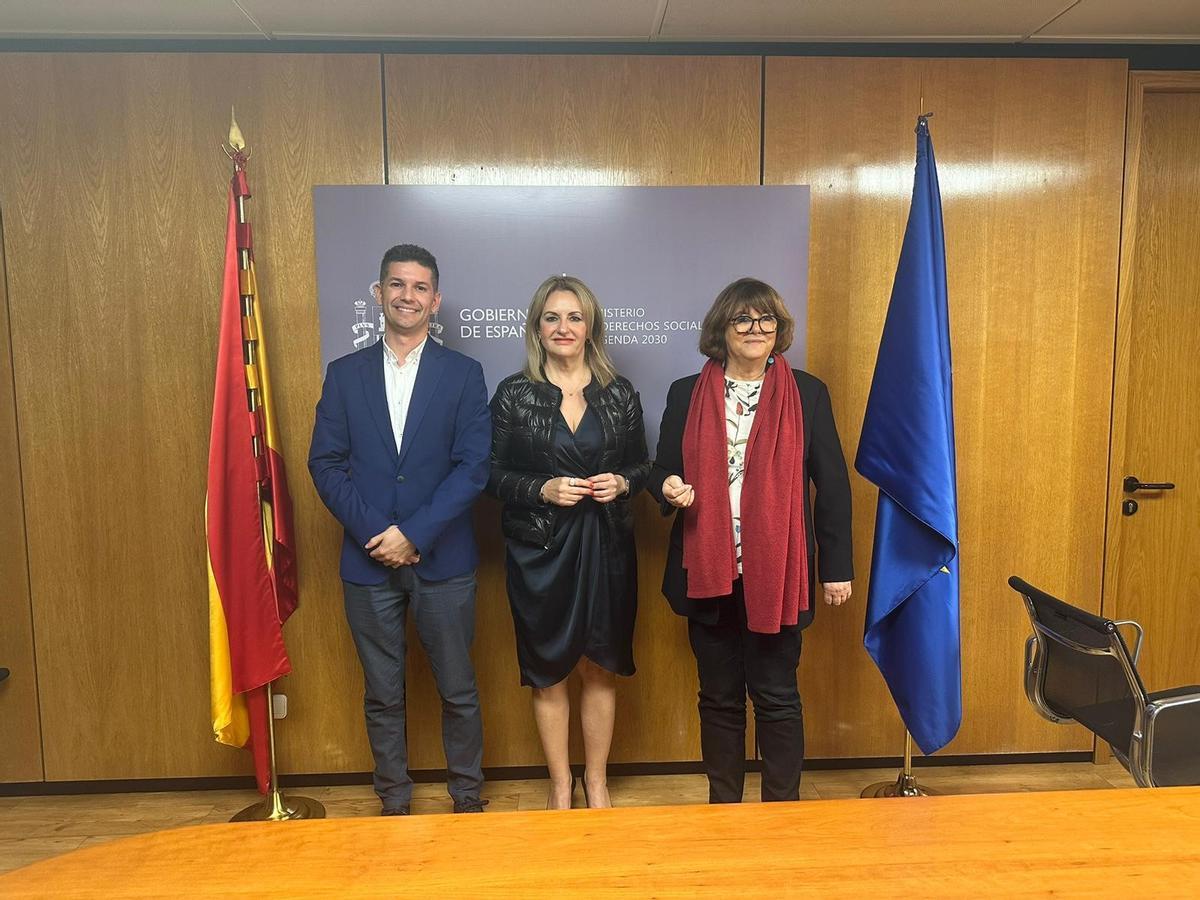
[725,376,762,573]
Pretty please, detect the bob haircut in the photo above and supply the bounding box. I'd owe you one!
[697,277,796,361]
[523,275,617,388]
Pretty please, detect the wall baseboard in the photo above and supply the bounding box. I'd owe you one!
[0,751,1094,797]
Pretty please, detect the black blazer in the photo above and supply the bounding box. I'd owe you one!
[487,372,650,550]
[646,365,854,628]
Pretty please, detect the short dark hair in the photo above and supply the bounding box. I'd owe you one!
[697,278,795,361]
[378,244,439,290]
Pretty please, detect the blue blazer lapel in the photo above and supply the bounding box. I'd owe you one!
[398,339,448,465]
[360,341,399,462]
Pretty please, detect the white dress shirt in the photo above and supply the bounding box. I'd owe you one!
[382,336,426,454]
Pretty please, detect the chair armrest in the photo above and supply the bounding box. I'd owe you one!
[1112,619,1145,665]
[1143,690,1200,787]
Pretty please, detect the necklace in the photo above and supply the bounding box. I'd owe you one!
[548,370,589,398]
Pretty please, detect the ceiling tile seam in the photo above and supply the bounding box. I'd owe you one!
[650,0,671,42]
[641,33,1029,43]
[232,0,272,40]
[0,29,265,38]
[1023,0,1085,42]
[1025,33,1200,43]
[262,32,649,40]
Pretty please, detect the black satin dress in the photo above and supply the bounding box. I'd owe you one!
[505,406,637,688]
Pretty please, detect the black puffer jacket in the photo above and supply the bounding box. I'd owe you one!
[487,372,650,549]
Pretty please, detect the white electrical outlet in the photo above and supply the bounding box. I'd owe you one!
[272,692,288,719]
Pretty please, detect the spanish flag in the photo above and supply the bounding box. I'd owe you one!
[206,157,298,794]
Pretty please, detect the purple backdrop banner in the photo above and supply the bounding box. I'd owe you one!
[312,186,809,450]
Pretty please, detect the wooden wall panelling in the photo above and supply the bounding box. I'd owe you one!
[0,48,1135,784]
[0,208,44,782]
[764,57,1127,757]
[0,52,383,780]
[384,54,762,766]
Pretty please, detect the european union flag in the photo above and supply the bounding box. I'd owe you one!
[855,116,961,755]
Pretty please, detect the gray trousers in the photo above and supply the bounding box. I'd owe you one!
[342,567,484,807]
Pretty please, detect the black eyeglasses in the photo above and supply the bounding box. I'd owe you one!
[729,314,778,334]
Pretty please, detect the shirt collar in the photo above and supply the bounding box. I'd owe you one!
[383,336,427,369]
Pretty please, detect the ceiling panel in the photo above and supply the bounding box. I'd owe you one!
[242,0,662,40]
[1,0,1197,43]
[659,0,1070,41]
[1031,0,1200,41]
[0,0,260,38]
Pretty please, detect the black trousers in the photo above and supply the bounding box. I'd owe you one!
[687,580,804,803]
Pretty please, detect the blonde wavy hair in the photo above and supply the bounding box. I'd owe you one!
[523,275,616,388]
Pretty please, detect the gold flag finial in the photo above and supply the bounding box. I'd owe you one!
[229,107,246,152]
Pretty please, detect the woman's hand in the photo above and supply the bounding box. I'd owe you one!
[822,581,852,606]
[662,475,695,509]
[588,472,628,504]
[540,476,594,507]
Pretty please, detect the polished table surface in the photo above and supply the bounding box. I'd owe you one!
[3,786,1199,897]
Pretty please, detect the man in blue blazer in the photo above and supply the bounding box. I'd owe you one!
[309,244,491,816]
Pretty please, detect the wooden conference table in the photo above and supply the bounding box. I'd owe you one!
[3,786,1199,897]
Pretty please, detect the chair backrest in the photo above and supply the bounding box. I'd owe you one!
[1008,576,1147,752]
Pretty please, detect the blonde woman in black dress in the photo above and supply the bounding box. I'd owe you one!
[487,275,648,809]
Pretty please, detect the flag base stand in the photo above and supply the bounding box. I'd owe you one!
[232,789,326,822]
[861,731,939,798]
[229,683,326,822]
[860,770,938,798]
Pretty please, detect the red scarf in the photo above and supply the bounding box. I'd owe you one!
[681,355,809,633]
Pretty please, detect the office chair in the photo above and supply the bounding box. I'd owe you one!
[1009,575,1200,787]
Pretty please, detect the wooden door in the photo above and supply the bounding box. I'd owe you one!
[1105,74,1200,694]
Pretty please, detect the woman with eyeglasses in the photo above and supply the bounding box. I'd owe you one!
[487,275,649,810]
[647,277,854,804]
